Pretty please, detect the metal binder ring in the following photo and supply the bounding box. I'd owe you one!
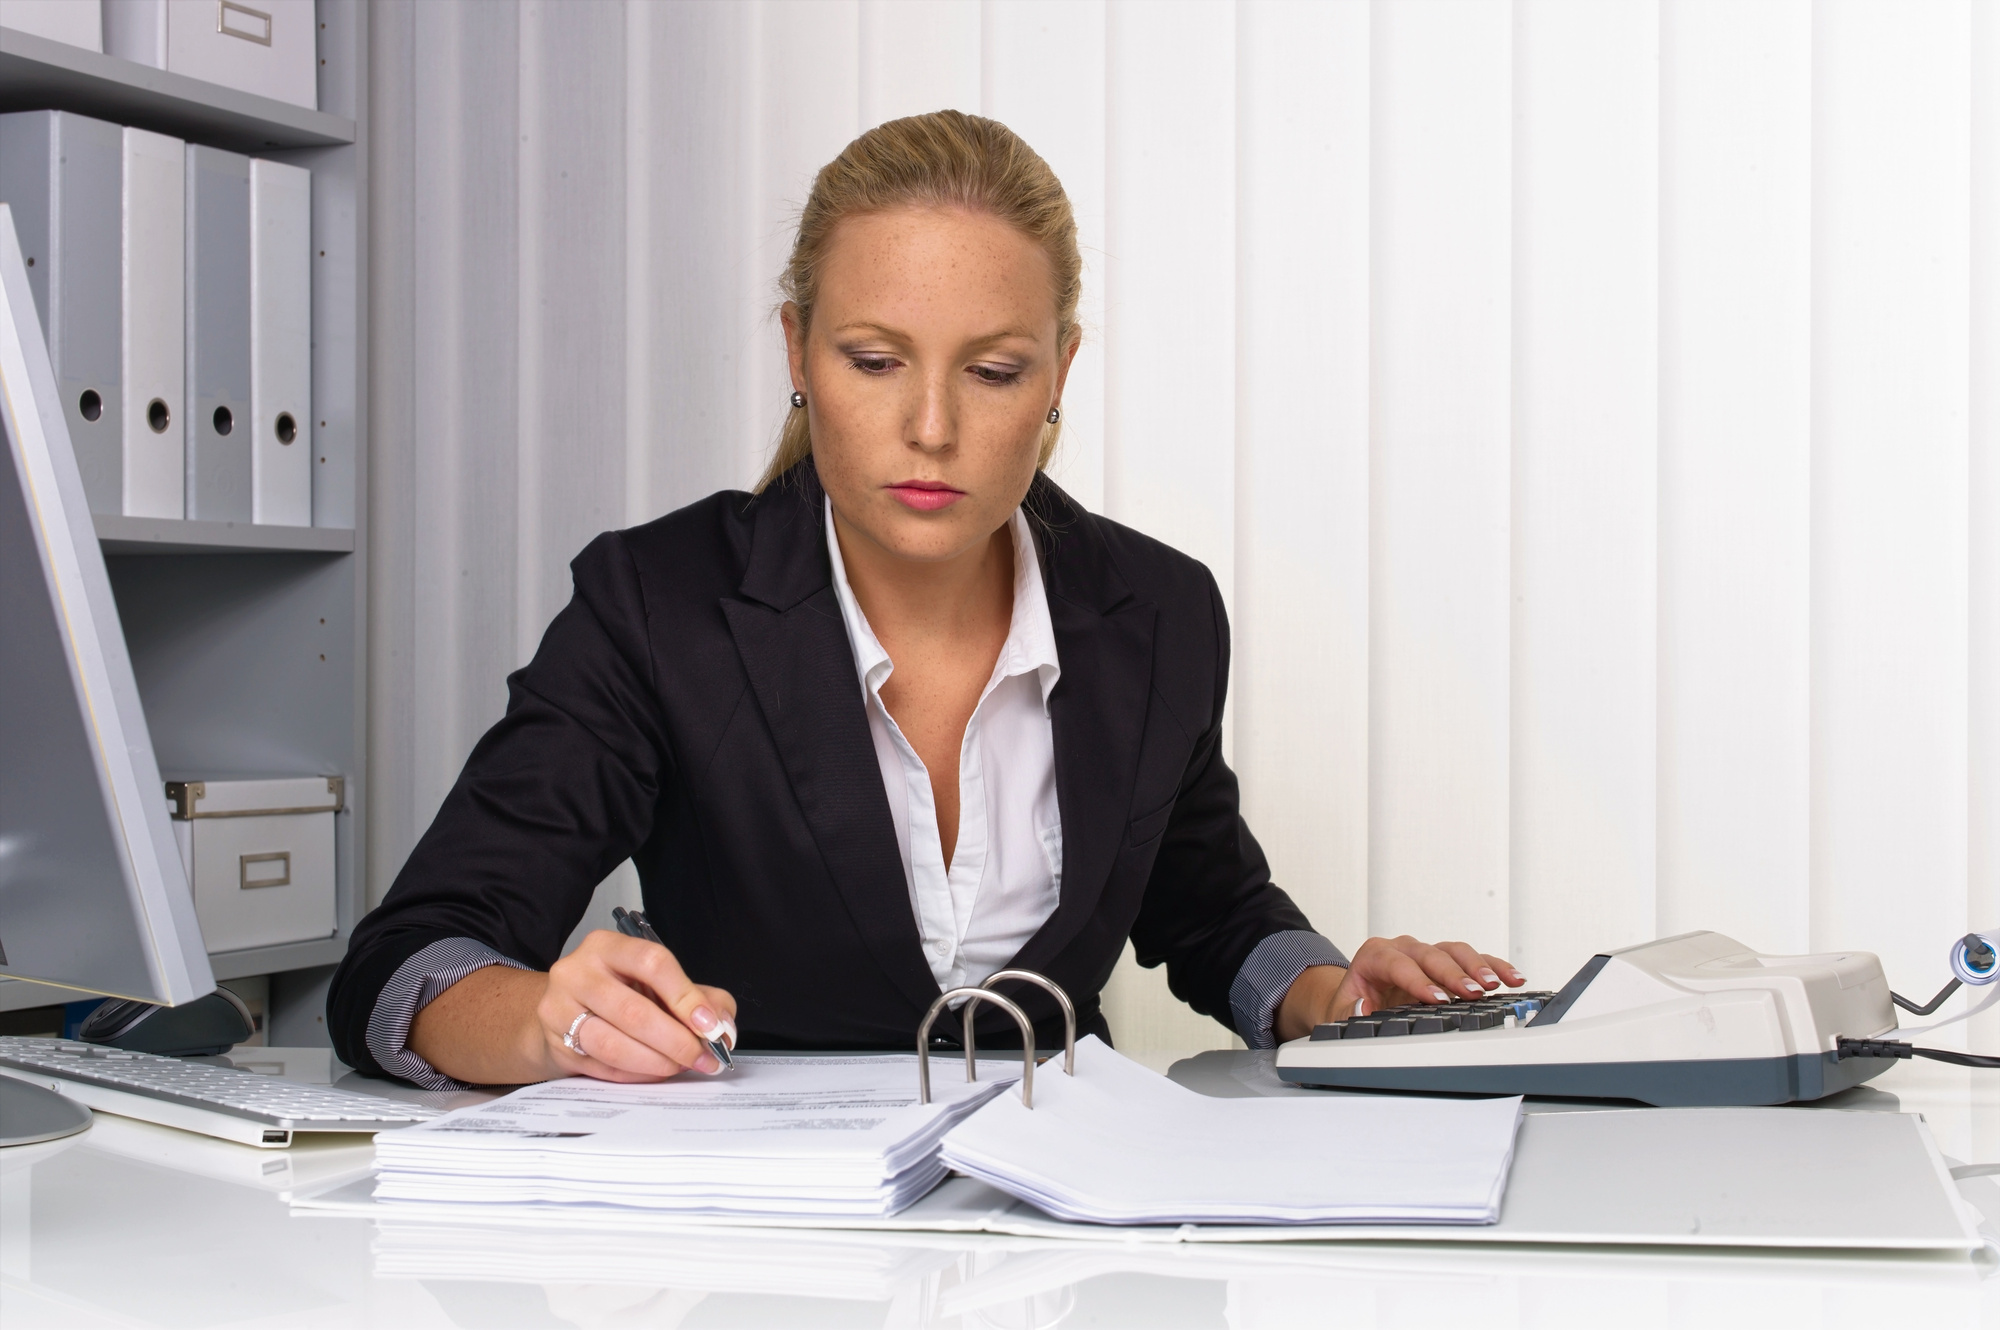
[977,969,1077,1077]
[918,988,1036,1108]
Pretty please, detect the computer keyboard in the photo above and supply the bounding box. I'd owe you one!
[0,1036,439,1147]
[1276,931,1904,1107]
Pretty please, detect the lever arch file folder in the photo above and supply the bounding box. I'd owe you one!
[121,127,185,520]
[248,158,310,526]
[0,112,125,514]
[184,146,253,522]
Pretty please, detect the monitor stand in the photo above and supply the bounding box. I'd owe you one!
[0,1076,92,1148]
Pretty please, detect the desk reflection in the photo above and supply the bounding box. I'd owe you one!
[3,1052,1999,1329]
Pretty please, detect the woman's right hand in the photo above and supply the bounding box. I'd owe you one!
[533,930,738,1082]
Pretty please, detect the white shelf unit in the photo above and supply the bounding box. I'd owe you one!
[0,7,369,1020]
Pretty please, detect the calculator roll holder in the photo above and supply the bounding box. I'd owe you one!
[917,969,1077,1109]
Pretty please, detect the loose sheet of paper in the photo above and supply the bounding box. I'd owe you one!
[941,1037,1523,1224]
[374,1055,1008,1217]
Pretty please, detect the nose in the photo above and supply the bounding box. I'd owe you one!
[909,366,954,453]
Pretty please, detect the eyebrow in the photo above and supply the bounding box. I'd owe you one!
[831,321,1043,350]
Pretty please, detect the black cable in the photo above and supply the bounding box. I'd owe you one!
[1912,1048,2000,1069]
[1891,978,1961,1015]
[1835,1036,2000,1069]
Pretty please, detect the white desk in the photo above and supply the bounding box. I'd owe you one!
[4,1049,1999,1329]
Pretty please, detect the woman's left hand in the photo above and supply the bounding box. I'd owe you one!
[1273,936,1524,1043]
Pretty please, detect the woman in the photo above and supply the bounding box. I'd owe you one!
[329,111,1522,1089]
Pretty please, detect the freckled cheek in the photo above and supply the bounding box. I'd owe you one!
[807,372,907,463]
[958,398,1049,471]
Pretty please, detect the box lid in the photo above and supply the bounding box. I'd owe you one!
[166,776,344,819]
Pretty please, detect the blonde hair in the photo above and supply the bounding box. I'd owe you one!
[755,110,1082,493]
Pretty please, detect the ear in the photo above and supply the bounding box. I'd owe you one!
[781,302,809,396]
[1053,327,1082,402]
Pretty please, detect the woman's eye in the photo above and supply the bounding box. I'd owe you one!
[970,365,1021,385]
[850,356,897,374]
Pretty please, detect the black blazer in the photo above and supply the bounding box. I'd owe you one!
[329,461,1315,1076]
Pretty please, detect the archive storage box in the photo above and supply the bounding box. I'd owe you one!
[166,776,340,953]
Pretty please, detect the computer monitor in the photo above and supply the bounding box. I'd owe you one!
[0,202,214,1142]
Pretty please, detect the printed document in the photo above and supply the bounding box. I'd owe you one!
[374,1055,1006,1217]
[941,1037,1522,1224]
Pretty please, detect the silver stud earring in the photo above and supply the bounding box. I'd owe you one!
[791,390,806,409]
[1046,406,1061,425]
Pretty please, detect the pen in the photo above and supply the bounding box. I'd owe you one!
[611,906,736,1071]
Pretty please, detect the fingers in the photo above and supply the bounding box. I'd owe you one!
[1434,942,1526,990]
[609,937,736,1051]
[1327,969,1373,1020]
[573,963,717,1073]
[543,933,731,1081]
[1430,941,1497,997]
[560,1013,691,1082]
[1376,943,1460,1005]
[693,985,739,1049]
[1345,935,1529,1011]
[1343,938,1450,1009]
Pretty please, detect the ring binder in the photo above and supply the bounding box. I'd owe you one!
[977,968,1078,1077]
[917,970,1078,1109]
[919,988,1034,1107]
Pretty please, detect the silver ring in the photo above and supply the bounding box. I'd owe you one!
[562,1010,595,1057]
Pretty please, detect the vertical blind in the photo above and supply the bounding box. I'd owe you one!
[368,0,1998,1050]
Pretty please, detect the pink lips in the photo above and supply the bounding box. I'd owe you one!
[886,480,965,512]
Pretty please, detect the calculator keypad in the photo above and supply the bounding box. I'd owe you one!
[1309,992,1556,1041]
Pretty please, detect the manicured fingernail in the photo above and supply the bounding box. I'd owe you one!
[1479,969,1500,985]
[694,1052,721,1074]
[718,1017,738,1048]
[1430,987,1450,1002]
[1460,978,1482,993]
[691,1006,725,1038]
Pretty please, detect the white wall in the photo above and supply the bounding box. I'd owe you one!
[368,0,2000,1051]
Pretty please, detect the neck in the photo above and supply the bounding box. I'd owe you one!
[832,508,1015,649]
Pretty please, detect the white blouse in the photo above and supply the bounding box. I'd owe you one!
[365,505,1348,1092]
[824,499,1063,995]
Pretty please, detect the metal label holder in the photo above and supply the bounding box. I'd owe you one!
[917,969,1076,1109]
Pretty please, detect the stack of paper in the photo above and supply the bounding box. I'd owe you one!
[940,1037,1523,1225]
[373,1055,1005,1218]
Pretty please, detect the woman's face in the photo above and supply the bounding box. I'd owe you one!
[784,205,1075,566]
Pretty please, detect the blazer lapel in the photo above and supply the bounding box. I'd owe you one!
[1006,477,1156,983]
[721,468,942,1019]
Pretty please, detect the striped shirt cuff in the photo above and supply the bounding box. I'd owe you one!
[364,937,530,1090]
[1229,930,1350,1049]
